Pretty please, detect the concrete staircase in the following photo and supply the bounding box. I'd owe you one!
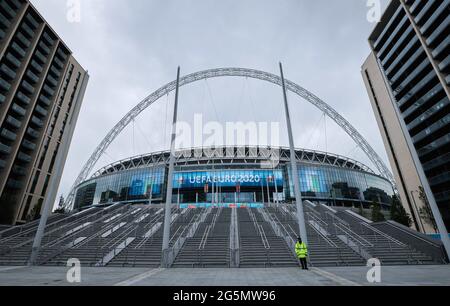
[0,203,446,268]
[266,205,366,267]
[173,208,231,268]
[238,208,297,267]
[108,208,203,267]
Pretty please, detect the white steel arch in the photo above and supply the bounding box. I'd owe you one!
[65,67,395,208]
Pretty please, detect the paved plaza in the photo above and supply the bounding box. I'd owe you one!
[0,265,449,286]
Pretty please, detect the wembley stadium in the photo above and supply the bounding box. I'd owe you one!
[0,67,447,269]
[73,146,394,211]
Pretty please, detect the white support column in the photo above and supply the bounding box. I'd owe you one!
[161,67,181,267]
[279,63,308,246]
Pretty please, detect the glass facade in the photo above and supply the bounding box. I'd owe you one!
[288,164,394,205]
[74,160,394,209]
[173,170,283,189]
[74,166,165,210]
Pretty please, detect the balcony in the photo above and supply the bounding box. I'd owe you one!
[26,127,39,139]
[38,41,51,55]
[6,52,21,68]
[0,11,11,28]
[25,69,39,84]
[439,55,450,72]
[9,0,23,9]
[47,75,58,87]
[12,165,27,176]
[6,115,22,129]
[34,50,47,64]
[17,151,32,163]
[16,91,31,105]
[42,84,54,97]
[21,80,34,94]
[57,48,68,61]
[398,70,437,107]
[407,97,449,131]
[21,22,35,39]
[42,32,54,45]
[53,56,64,69]
[0,142,11,154]
[11,41,26,58]
[414,0,436,25]
[432,35,450,59]
[16,31,31,48]
[0,128,17,141]
[0,77,11,91]
[49,66,61,78]
[6,179,23,189]
[25,14,39,29]
[22,139,36,151]
[11,103,26,116]
[426,14,450,47]
[30,59,43,73]
[30,116,44,128]
[35,105,48,117]
[39,94,51,106]
[0,1,17,19]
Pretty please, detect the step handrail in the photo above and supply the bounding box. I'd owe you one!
[45,204,132,249]
[359,222,407,247]
[257,224,270,249]
[334,222,373,248]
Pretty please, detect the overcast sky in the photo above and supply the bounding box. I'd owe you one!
[30,0,390,207]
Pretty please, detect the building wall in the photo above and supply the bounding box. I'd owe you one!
[0,0,88,225]
[362,53,429,233]
[362,0,450,233]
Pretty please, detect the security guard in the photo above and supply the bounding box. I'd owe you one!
[295,237,308,270]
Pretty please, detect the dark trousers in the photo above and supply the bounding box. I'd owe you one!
[299,257,308,270]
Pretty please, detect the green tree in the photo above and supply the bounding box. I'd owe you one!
[53,195,66,214]
[371,201,385,222]
[390,195,412,227]
[418,187,438,233]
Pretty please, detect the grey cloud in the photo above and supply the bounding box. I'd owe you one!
[30,0,391,207]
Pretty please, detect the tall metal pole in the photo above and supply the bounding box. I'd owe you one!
[279,63,308,245]
[29,73,89,265]
[161,66,181,267]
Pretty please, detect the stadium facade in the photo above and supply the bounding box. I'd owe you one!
[73,146,394,211]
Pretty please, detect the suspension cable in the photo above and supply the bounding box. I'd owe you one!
[324,114,328,153]
[134,117,153,150]
[163,93,169,149]
[205,79,220,122]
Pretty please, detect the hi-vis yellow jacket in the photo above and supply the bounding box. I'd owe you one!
[295,242,308,259]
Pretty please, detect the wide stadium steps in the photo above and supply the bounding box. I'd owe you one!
[266,206,366,267]
[108,208,203,267]
[173,208,231,268]
[238,208,297,267]
[0,204,446,268]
